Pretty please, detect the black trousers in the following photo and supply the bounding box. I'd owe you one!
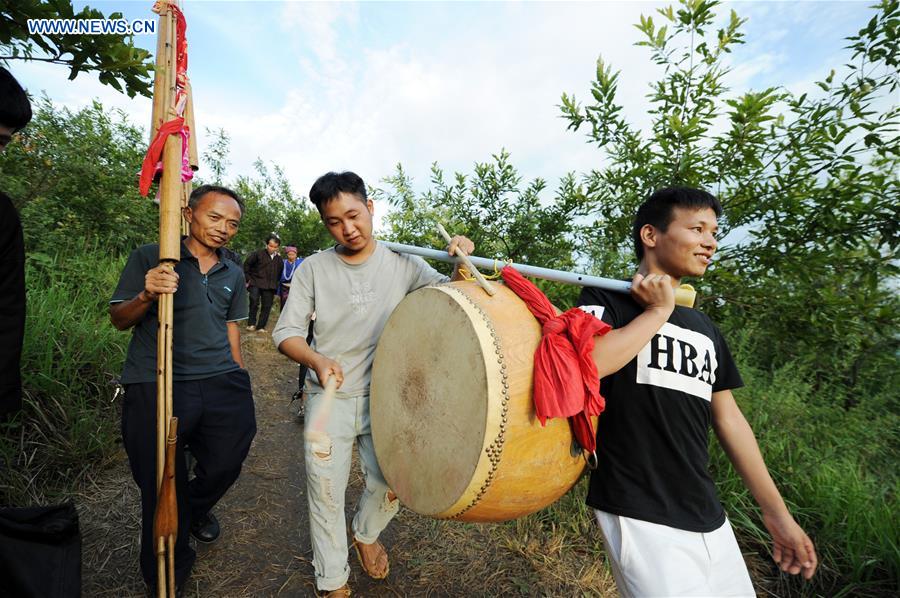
[248,287,276,330]
[0,503,80,597]
[121,370,256,588]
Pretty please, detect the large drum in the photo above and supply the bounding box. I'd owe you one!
[370,281,588,522]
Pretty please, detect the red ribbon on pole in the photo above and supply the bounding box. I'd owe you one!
[139,2,192,198]
[139,117,185,197]
[500,265,611,453]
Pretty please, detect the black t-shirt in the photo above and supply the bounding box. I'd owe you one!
[578,286,743,532]
[0,192,25,416]
[110,241,248,384]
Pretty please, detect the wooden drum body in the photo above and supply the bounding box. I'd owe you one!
[370,281,587,522]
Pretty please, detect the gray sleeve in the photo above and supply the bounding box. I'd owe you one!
[406,254,450,292]
[272,259,315,348]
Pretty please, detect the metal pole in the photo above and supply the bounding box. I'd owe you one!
[381,240,631,293]
[381,240,697,307]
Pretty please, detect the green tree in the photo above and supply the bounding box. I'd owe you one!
[374,150,591,305]
[193,129,332,260]
[374,162,454,253]
[0,96,157,255]
[558,0,899,394]
[231,161,333,258]
[202,126,230,185]
[1,0,154,97]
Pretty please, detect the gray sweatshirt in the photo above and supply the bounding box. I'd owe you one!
[272,241,448,397]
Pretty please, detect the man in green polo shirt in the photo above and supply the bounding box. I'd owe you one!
[109,185,257,593]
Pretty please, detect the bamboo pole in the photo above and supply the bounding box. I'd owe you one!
[157,0,182,536]
[181,77,198,234]
[149,2,170,143]
[183,80,199,171]
[153,417,179,598]
[181,182,191,235]
[155,0,181,490]
[155,298,166,488]
[158,0,182,261]
[149,2,185,594]
[153,0,176,494]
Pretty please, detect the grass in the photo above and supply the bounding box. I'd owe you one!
[376,474,618,596]
[710,360,899,597]
[0,250,128,505]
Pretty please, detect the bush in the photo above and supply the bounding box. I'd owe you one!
[0,249,128,505]
[711,339,899,596]
[0,97,158,257]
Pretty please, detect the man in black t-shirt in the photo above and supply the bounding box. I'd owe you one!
[579,187,816,596]
[0,67,31,419]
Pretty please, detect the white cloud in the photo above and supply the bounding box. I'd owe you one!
[280,1,360,71]
[725,51,783,91]
[200,1,667,200]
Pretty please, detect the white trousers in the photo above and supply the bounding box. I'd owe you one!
[305,393,400,591]
[594,510,755,598]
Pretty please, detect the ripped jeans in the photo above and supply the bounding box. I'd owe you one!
[304,392,399,591]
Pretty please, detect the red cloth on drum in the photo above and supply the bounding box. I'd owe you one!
[500,266,611,453]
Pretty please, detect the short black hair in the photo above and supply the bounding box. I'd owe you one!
[266,234,281,245]
[632,187,722,260]
[188,184,244,215]
[0,67,32,131]
[309,171,367,214]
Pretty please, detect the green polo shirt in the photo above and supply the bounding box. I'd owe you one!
[110,240,248,384]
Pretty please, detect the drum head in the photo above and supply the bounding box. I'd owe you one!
[371,285,497,517]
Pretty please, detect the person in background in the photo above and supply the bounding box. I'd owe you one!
[279,245,302,309]
[243,234,282,332]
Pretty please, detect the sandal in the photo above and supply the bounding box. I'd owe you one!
[352,539,390,580]
[319,584,351,597]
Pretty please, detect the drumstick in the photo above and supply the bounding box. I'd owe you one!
[305,373,338,448]
[436,223,496,296]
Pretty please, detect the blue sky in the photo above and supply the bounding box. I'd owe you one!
[11,1,878,208]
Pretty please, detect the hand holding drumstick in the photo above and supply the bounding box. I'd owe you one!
[310,353,343,390]
[305,372,339,449]
[436,224,492,295]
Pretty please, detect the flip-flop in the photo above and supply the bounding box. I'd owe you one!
[352,539,389,580]
[319,584,351,597]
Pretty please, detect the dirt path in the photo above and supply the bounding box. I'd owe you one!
[78,331,616,597]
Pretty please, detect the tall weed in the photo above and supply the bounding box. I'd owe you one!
[711,352,899,596]
[0,249,127,504]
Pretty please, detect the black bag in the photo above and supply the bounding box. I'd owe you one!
[0,501,82,597]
